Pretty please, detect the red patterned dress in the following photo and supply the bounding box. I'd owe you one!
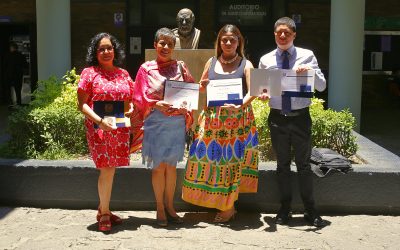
[78,66,134,168]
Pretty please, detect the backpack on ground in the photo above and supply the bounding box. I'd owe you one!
[310,148,352,177]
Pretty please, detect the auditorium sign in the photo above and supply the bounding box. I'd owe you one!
[218,0,269,26]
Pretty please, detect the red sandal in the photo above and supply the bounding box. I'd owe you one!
[98,213,112,232]
[96,208,122,225]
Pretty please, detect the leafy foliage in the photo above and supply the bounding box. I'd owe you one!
[0,69,88,159]
[252,99,274,160]
[252,98,358,161]
[309,98,358,157]
[1,70,357,161]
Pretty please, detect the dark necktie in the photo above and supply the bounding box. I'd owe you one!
[281,51,291,114]
[282,50,290,70]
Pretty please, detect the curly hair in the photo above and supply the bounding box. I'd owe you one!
[9,42,18,50]
[85,32,125,66]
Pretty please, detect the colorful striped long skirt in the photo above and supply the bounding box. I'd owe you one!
[182,105,259,211]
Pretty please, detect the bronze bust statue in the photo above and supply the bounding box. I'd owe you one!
[172,8,201,49]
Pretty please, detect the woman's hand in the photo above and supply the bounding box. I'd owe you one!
[177,106,189,115]
[258,92,269,101]
[199,79,209,92]
[78,90,117,131]
[222,103,241,111]
[124,103,134,118]
[155,100,173,112]
[200,78,209,88]
[98,119,117,131]
[176,101,189,114]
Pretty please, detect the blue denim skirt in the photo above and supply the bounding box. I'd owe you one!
[142,109,185,169]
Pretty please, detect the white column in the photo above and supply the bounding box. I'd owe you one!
[328,0,365,131]
[36,0,71,80]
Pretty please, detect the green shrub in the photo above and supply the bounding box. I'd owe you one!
[0,68,88,159]
[0,70,357,161]
[309,98,358,157]
[252,98,358,161]
[252,99,273,160]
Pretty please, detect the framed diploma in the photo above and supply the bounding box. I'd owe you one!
[163,80,200,110]
[250,68,315,97]
[93,100,131,128]
[206,78,243,107]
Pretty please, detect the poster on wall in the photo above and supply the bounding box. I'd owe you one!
[114,13,123,27]
[130,37,141,55]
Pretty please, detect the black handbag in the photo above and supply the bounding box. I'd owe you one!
[310,148,352,177]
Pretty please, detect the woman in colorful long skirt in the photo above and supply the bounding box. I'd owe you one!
[182,24,259,223]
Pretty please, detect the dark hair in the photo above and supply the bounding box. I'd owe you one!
[9,42,18,50]
[85,32,125,66]
[215,24,245,58]
[274,17,296,32]
[154,27,176,45]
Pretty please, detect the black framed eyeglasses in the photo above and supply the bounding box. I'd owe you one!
[97,46,114,53]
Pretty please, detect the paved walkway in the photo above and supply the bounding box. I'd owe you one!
[360,107,400,157]
[1,207,399,249]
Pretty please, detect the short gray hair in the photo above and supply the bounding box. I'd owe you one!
[154,27,176,45]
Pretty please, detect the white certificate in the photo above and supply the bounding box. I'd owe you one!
[250,69,315,97]
[163,80,199,110]
[281,69,315,92]
[207,78,243,107]
[250,68,281,97]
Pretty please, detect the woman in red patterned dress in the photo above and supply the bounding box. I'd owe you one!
[77,33,134,232]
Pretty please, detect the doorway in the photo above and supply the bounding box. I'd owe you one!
[0,23,37,106]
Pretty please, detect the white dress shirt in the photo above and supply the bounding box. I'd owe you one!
[258,46,326,110]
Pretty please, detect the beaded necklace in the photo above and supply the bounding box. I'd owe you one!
[219,53,238,64]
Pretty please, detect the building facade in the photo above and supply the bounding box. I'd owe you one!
[1,0,400,130]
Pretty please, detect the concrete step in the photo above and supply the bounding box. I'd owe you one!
[0,132,399,214]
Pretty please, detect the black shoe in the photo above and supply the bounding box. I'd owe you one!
[156,218,168,227]
[304,210,326,227]
[165,210,184,224]
[275,207,292,225]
